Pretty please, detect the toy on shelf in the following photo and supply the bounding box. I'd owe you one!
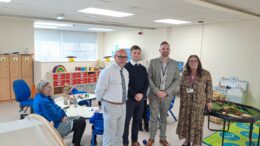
[213,90,226,101]
[52,65,66,73]
[95,59,105,70]
[214,76,248,104]
[66,56,76,62]
[75,67,87,71]
[103,56,112,62]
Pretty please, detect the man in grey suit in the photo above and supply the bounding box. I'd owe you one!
[146,41,180,146]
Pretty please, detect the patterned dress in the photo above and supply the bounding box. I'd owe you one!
[176,70,213,145]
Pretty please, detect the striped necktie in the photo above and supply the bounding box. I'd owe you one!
[120,69,127,103]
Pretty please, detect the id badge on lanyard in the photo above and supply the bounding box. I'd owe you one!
[186,87,194,94]
[186,75,194,94]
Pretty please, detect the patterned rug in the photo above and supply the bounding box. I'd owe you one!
[203,122,259,146]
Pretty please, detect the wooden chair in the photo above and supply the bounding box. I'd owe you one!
[28,114,66,146]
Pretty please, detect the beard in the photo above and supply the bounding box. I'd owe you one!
[161,52,169,57]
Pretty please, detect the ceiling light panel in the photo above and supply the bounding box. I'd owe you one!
[34,22,73,27]
[34,25,59,29]
[88,28,114,31]
[0,0,12,3]
[78,7,134,17]
[154,19,191,25]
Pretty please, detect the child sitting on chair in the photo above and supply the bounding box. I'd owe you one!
[89,101,103,145]
[63,84,89,106]
[63,83,87,96]
[63,84,76,105]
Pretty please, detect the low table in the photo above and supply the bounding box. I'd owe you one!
[208,100,260,146]
[55,95,98,119]
[74,93,96,106]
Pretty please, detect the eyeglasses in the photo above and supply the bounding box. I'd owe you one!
[116,55,128,59]
[189,60,198,63]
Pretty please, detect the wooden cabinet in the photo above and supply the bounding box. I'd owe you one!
[22,55,33,77]
[9,54,22,78]
[21,54,33,95]
[0,54,33,101]
[0,77,11,101]
[0,55,9,78]
[0,55,10,101]
[47,71,99,94]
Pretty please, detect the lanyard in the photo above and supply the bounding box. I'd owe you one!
[161,63,168,76]
[190,74,196,88]
[160,62,168,90]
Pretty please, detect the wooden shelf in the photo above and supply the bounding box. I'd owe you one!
[47,71,100,94]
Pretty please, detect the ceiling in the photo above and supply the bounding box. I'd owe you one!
[0,0,260,31]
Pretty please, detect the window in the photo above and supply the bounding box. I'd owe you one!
[34,29,97,62]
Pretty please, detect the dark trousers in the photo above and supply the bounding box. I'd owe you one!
[72,117,86,146]
[140,99,149,129]
[123,99,144,144]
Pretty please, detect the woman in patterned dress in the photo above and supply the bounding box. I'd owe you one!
[176,55,213,146]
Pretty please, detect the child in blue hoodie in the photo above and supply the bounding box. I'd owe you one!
[89,101,103,145]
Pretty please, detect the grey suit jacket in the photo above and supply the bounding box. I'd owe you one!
[147,57,180,98]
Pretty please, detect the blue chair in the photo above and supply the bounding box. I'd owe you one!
[13,80,34,119]
[91,118,104,146]
[168,96,177,121]
[156,96,178,122]
[71,88,87,95]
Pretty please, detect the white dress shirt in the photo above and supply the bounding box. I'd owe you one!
[95,62,129,102]
[130,60,139,66]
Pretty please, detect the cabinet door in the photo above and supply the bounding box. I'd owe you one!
[23,76,33,90]
[21,55,33,77]
[0,55,10,78]
[0,78,11,101]
[9,54,21,78]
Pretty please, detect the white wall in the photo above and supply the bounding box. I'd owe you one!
[0,17,34,54]
[170,25,203,61]
[103,20,260,107]
[96,32,105,59]
[103,28,172,61]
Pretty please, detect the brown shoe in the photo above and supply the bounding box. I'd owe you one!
[146,138,154,146]
[131,141,141,146]
[159,139,170,146]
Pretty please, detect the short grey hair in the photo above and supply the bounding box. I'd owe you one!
[37,80,50,94]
